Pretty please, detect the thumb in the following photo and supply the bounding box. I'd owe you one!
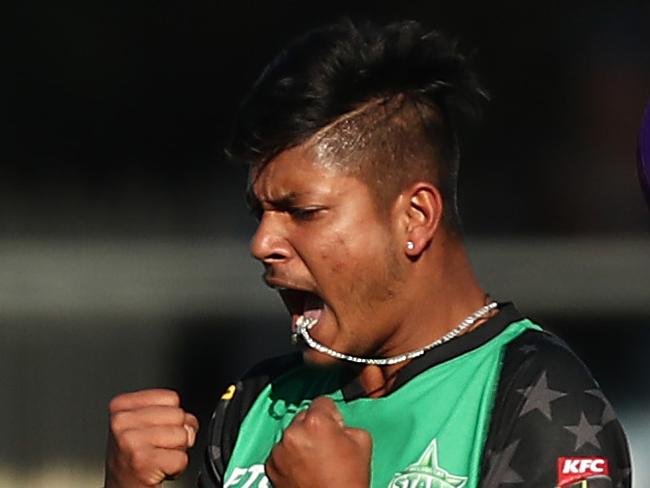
[184,413,199,448]
[184,424,197,448]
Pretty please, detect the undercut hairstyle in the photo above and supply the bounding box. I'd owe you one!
[226,19,487,234]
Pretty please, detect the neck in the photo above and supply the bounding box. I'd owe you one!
[357,364,400,398]
[356,236,488,397]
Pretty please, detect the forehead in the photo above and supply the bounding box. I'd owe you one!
[249,145,361,201]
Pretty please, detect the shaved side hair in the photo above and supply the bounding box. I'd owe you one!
[227,19,487,234]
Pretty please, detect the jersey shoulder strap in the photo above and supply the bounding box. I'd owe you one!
[197,352,303,488]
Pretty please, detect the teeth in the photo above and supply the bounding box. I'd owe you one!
[292,315,318,346]
[297,316,318,330]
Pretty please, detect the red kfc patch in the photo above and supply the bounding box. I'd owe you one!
[557,457,609,487]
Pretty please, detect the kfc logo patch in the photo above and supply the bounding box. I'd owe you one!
[557,457,610,487]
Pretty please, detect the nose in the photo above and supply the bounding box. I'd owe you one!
[250,212,292,264]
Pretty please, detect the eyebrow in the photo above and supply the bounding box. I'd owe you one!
[245,188,307,213]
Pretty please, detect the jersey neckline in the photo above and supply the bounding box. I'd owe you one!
[341,302,525,401]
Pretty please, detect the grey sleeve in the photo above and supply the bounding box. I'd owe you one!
[479,331,631,488]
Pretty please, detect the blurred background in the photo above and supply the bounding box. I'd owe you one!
[5,0,650,486]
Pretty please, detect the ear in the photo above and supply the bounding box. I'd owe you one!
[401,183,444,256]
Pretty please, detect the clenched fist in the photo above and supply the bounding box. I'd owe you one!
[265,397,372,488]
[104,389,199,488]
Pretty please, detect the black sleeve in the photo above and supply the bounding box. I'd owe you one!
[197,353,302,488]
[479,330,631,488]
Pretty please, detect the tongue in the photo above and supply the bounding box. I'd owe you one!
[303,294,324,321]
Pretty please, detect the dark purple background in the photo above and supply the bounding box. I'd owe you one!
[638,100,650,206]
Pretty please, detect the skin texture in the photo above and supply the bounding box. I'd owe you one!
[249,142,486,382]
[104,389,198,488]
[249,145,408,368]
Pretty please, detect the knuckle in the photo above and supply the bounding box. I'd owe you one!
[118,429,140,452]
[303,411,323,430]
[361,431,372,446]
[108,394,126,413]
[110,410,129,433]
[312,396,331,408]
[162,407,182,426]
[173,425,189,446]
[129,447,151,473]
[158,450,188,480]
[281,425,300,447]
[172,451,189,472]
[311,396,335,413]
[138,473,158,486]
[294,411,307,422]
[159,425,186,449]
[171,407,186,425]
[163,390,181,406]
[355,429,373,449]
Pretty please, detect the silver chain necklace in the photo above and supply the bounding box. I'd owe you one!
[292,301,499,366]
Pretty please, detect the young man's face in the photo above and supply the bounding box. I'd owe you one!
[248,144,408,366]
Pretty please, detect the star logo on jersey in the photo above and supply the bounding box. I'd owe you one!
[389,439,467,488]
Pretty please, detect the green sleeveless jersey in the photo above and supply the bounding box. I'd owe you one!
[222,319,538,488]
[199,305,631,488]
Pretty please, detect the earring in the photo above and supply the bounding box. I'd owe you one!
[406,241,415,251]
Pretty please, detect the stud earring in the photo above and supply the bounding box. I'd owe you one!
[406,241,415,251]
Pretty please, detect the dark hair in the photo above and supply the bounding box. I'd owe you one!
[227,19,487,232]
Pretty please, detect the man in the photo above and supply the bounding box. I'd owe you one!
[104,20,631,488]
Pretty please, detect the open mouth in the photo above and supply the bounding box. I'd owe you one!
[277,288,324,333]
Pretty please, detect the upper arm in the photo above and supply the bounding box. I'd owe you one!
[479,331,631,488]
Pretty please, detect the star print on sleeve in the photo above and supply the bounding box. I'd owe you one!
[564,412,603,450]
[585,388,618,425]
[516,371,567,420]
[479,330,631,488]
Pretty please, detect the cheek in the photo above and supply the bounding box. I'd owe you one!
[322,228,399,301]
[352,232,404,304]
[317,229,377,276]
[318,232,346,271]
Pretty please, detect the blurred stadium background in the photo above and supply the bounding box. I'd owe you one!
[5,1,649,487]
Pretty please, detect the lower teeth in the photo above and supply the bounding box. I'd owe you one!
[292,315,319,345]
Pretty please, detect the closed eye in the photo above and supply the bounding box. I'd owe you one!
[288,206,326,221]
